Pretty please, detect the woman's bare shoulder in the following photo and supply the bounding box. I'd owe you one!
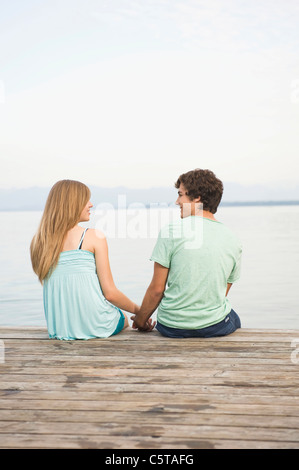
[85,229,108,257]
[86,228,107,246]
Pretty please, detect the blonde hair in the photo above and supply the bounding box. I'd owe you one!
[30,180,91,284]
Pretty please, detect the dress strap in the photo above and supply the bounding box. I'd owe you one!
[78,228,89,250]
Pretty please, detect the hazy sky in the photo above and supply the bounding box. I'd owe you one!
[0,0,299,189]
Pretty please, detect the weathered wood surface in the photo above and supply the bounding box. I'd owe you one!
[0,326,299,449]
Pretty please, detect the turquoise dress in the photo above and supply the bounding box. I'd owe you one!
[43,229,123,340]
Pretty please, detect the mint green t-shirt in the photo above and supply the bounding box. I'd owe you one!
[150,216,242,329]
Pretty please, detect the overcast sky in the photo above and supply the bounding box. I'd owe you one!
[0,0,299,189]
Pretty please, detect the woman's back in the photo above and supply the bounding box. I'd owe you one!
[43,228,121,340]
[31,180,136,339]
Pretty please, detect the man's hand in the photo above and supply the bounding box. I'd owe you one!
[131,315,156,332]
[130,262,168,333]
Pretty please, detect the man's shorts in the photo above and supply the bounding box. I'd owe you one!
[156,309,241,338]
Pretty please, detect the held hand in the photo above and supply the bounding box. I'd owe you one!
[131,315,156,332]
[143,318,156,332]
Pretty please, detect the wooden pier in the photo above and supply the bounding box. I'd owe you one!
[0,326,299,449]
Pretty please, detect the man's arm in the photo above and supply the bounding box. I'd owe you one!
[131,262,169,331]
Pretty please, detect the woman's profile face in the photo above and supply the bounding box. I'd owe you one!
[80,200,93,222]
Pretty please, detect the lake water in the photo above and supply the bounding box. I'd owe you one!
[0,205,298,329]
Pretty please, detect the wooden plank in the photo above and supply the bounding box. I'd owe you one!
[2,348,295,360]
[0,372,298,388]
[1,405,299,422]
[0,420,299,442]
[1,363,298,375]
[2,343,297,356]
[2,355,297,367]
[3,332,299,344]
[0,386,298,398]
[1,391,299,407]
[0,390,299,408]
[0,433,298,449]
[1,327,299,341]
[1,412,299,431]
[1,369,299,389]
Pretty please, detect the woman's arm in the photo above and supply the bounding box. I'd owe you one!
[93,230,139,314]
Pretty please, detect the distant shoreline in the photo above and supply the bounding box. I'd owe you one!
[1,200,299,211]
[221,200,299,206]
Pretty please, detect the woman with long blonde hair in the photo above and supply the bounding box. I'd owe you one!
[30,179,142,339]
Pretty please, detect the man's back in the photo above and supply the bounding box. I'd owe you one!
[150,216,242,329]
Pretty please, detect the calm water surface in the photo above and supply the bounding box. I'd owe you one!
[0,205,298,329]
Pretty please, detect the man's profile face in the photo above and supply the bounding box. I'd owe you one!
[175,184,201,218]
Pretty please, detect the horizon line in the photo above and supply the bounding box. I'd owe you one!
[0,180,299,191]
[1,200,299,212]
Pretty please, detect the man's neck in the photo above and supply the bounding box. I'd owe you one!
[202,210,217,221]
[191,210,216,221]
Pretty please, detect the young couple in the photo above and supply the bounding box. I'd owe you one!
[30,169,242,340]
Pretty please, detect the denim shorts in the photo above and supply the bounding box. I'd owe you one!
[156,309,241,339]
[111,309,125,336]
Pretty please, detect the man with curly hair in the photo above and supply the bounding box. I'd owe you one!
[131,169,242,338]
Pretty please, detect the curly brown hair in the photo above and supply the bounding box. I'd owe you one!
[175,169,223,214]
